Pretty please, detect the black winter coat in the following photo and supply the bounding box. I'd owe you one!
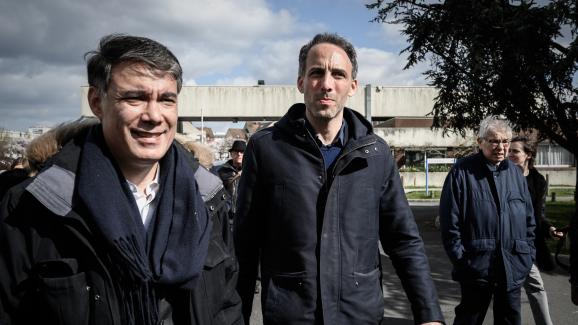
[217,160,242,214]
[0,141,127,325]
[187,166,244,325]
[0,137,224,325]
[526,168,555,271]
[235,104,443,325]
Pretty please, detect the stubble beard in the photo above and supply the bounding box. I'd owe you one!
[307,104,344,123]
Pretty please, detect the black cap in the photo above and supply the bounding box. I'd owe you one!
[229,140,246,152]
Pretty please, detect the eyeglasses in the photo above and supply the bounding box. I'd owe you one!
[485,138,511,147]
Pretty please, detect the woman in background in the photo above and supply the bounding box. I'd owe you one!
[509,136,562,325]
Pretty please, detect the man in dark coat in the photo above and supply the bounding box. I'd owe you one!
[0,34,211,325]
[235,33,444,325]
[439,116,535,325]
[176,163,244,325]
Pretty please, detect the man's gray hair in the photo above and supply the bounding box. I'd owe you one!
[298,33,358,79]
[478,116,512,139]
[85,34,183,95]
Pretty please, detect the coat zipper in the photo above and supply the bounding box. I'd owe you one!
[330,139,377,177]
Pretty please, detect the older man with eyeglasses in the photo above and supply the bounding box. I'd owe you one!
[439,116,535,325]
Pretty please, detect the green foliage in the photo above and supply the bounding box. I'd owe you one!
[367,0,578,155]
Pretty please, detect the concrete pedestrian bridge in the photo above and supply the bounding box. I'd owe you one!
[80,85,437,122]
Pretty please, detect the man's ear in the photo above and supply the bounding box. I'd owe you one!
[348,79,358,97]
[88,87,103,119]
[297,76,304,94]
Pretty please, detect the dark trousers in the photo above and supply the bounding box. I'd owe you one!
[454,281,522,325]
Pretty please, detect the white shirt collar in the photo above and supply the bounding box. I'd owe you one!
[126,169,160,229]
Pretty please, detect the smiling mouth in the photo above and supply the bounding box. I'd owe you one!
[131,130,165,138]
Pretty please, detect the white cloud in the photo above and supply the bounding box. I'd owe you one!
[247,38,306,84]
[379,23,410,49]
[0,0,305,130]
[0,57,84,129]
[357,47,427,86]
[215,76,261,86]
[0,0,420,130]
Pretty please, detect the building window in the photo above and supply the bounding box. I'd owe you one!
[535,143,575,167]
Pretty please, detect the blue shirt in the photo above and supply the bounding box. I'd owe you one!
[305,119,347,171]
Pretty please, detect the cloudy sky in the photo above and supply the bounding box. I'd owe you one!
[0,0,428,131]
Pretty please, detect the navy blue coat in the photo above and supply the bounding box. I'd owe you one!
[235,104,443,324]
[439,153,536,290]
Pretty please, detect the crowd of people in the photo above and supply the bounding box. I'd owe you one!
[0,32,576,325]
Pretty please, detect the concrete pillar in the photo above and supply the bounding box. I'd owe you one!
[365,84,372,123]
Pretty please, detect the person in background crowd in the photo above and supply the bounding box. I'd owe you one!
[215,139,261,295]
[0,157,30,200]
[509,136,562,325]
[9,157,29,171]
[218,140,246,213]
[0,34,211,325]
[235,32,443,325]
[178,140,243,325]
[183,141,215,170]
[26,119,99,176]
[440,116,535,325]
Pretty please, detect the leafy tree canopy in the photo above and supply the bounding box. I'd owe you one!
[367,0,578,154]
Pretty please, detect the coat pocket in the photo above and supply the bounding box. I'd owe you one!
[204,235,230,269]
[509,240,534,285]
[262,271,315,324]
[34,259,90,325]
[460,239,496,280]
[340,268,384,324]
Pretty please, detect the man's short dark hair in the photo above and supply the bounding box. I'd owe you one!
[298,33,358,79]
[85,34,183,95]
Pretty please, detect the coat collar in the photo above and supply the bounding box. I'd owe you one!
[475,151,512,172]
[275,103,374,143]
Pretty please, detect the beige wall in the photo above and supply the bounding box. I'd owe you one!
[538,169,577,187]
[376,127,476,147]
[400,169,577,188]
[80,85,437,120]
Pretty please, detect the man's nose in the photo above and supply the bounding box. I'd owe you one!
[320,73,334,92]
[142,101,162,123]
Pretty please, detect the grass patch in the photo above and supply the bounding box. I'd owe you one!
[547,188,576,198]
[405,190,442,199]
[546,201,575,227]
